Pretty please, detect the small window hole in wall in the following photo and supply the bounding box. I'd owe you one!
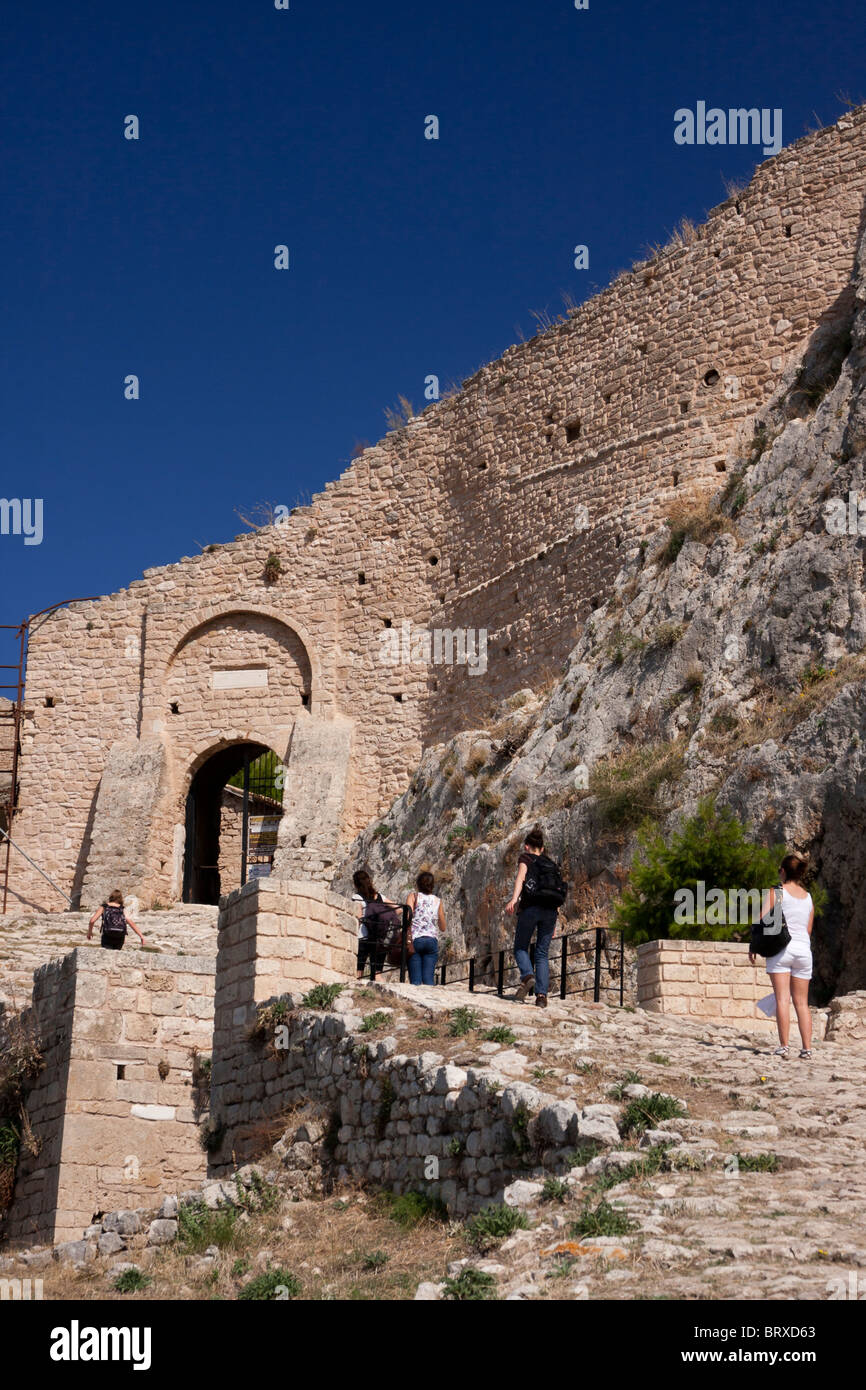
[638,343,648,356]
[514,590,520,604]
[301,691,310,708]
[680,401,689,415]
[785,224,792,238]
[672,470,680,487]
[603,392,612,404]
[299,835,307,847]
[503,646,511,657]
[714,459,727,472]
[116,1065,125,1081]
[565,418,581,443]
[383,618,392,628]
[703,368,720,387]
[393,693,403,703]
[454,567,461,582]
[358,572,366,584]
[429,554,439,566]
[169,702,180,715]
[44,696,56,708]
[478,459,489,469]
[438,593,445,604]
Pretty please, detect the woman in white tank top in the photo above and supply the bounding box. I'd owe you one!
[749,852,814,1060]
[406,869,446,987]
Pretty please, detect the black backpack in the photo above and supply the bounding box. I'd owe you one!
[101,903,127,940]
[749,887,791,958]
[363,899,403,952]
[522,854,568,910]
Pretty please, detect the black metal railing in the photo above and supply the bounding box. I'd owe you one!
[363,905,624,1005]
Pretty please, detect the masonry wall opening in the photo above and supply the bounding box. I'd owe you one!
[182,743,284,905]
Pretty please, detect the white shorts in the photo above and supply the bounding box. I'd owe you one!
[766,941,812,980]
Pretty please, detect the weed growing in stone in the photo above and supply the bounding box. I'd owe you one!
[301,983,346,1010]
[620,1093,685,1136]
[442,1267,497,1300]
[359,1011,390,1033]
[465,1204,530,1251]
[113,1269,151,1293]
[483,1026,516,1045]
[377,1190,448,1230]
[177,1199,239,1253]
[237,1268,301,1300]
[734,1151,780,1172]
[448,1006,480,1037]
[570,1199,635,1238]
[541,1177,570,1203]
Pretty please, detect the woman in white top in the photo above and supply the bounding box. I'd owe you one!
[406,870,446,986]
[750,852,814,1060]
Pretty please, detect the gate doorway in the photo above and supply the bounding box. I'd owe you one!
[182,744,284,905]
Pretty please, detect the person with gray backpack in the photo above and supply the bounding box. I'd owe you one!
[87,889,147,951]
[505,826,567,1008]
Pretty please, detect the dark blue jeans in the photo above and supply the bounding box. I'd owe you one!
[409,934,439,985]
[513,906,557,997]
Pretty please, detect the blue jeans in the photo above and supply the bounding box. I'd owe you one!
[513,906,557,997]
[409,934,439,985]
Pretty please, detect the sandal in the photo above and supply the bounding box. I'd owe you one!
[772,1045,789,1059]
[799,1048,812,1059]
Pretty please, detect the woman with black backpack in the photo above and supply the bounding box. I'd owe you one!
[87,890,147,951]
[505,826,567,1009]
[352,869,401,979]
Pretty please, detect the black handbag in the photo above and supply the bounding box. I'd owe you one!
[750,886,791,958]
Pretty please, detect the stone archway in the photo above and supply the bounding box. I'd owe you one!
[182,740,283,904]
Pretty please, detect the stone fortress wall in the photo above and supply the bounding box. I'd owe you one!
[6,948,215,1246]
[7,108,866,913]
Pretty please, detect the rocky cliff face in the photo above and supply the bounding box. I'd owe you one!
[335,220,866,1004]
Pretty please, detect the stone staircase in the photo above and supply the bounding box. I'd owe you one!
[0,904,219,1009]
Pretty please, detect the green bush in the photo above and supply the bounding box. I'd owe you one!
[237,1269,301,1300]
[610,797,786,945]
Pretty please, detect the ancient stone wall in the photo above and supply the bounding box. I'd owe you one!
[209,1002,583,1217]
[7,948,214,1246]
[8,108,866,911]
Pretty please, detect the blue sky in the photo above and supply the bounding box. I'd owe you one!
[1,0,864,679]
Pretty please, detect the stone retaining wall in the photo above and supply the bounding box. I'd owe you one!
[209,1001,597,1215]
[636,939,827,1042]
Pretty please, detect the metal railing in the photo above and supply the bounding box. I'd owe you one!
[362,905,624,1005]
